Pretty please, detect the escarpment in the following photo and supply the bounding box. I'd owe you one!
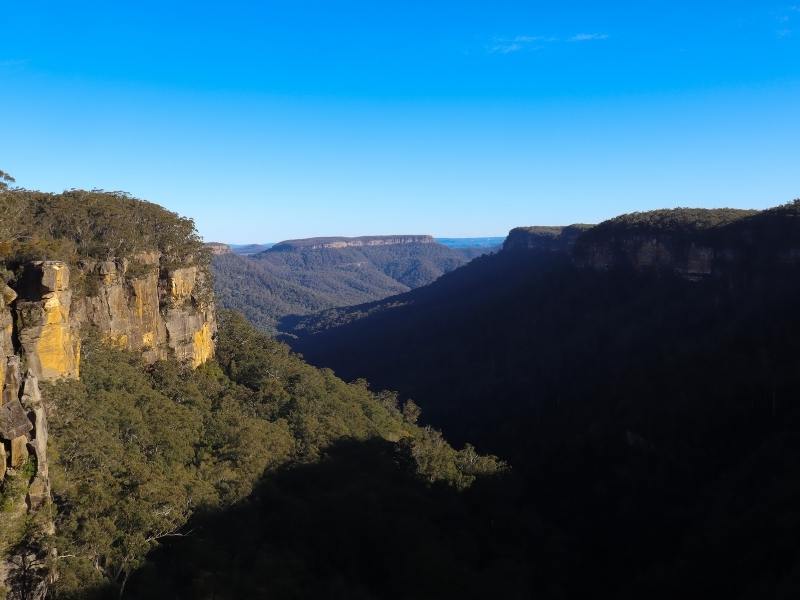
[0,253,215,501]
[505,203,800,280]
[0,188,219,597]
[503,224,593,253]
[572,203,800,278]
[10,256,216,381]
[271,235,436,251]
[71,254,216,369]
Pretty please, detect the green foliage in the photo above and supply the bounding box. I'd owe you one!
[121,438,528,600]
[44,311,502,597]
[0,459,34,513]
[402,398,421,424]
[583,207,757,238]
[0,169,15,191]
[0,188,206,269]
[4,516,53,600]
[407,427,504,490]
[605,206,755,230]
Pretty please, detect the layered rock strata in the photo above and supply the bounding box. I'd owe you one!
[8,256,215,382]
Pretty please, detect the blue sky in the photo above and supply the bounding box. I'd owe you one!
[2,1,799,242]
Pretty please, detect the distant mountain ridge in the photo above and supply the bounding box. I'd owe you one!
[229,243,275,255]
[211,234,497,332]
[272,235,436,251]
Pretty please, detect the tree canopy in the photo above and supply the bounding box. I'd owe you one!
[37,310,505,598]
[0,169,15,190]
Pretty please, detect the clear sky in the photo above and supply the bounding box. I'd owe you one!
[2,1,799,242]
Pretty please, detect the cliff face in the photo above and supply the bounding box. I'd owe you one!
[206,242,232,255]
[10,254,215,382]
[0,251,216,573]
[0,286,16,394]
[501,204,800,281]
[15,262,81,380]
[503,225,593,253]
[571,205,800,279]
[271,235,436,251]
[573,234,718,278]
[0,189,218,596]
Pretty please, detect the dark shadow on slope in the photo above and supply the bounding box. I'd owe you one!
[287,238,800,469]
[118,438,551,600]
[267,206,800,599]
[67,430,800,600]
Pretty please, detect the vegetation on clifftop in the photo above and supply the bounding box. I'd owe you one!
[581,207,757,236]
[0,186,206,271]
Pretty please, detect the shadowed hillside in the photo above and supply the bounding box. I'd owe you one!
[281,202,800,598]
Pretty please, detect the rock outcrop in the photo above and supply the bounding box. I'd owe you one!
[7,255,215,381]
[21,373,50,512]
[1,286,18,393]
[15,262,81,381]
[205,242,232,255]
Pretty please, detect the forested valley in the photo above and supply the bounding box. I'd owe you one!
[4,179,800,598]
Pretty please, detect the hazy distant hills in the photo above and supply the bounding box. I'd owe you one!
[226,237,503,255]
[229,243,275,255]
[211,235,498,332]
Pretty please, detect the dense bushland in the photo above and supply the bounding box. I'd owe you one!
[44,311,504,597]
[0,189,205,269]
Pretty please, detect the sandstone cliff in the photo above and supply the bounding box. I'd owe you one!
[10,255,216,381]
[0,252,215,519]
[72,254,215,369]
[206,242,232,255]
[0,286,16,394]
[0,189,219,597]
[0,252,216,597]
